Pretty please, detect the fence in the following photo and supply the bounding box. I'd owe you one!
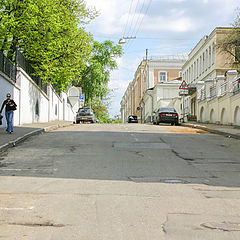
[0,52,16,82]
[16,50,47,94]
[220,81,227,96]
[209,84,216,99]
[233,78,240,95]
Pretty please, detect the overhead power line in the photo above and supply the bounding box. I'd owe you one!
[133,0,153,37]
[129,0,147,37]
[122,0,134,37]
[123,0,153,53]
[125,0,141,37]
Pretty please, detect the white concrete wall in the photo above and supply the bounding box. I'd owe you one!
[0,67,74,128]
[0,72,20,127]
[19,69,49,124]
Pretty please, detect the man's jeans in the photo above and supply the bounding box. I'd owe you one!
[5,110,13,132]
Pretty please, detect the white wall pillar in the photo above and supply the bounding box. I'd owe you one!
[205,78,214,100]
[226,70,238,94]
[196,81,204,100]
[216,75,226,97]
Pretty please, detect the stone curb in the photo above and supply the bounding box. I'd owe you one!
[0,122,73,152]
[181,123,240,140]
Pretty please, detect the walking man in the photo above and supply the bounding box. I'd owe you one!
[0,93,17,134]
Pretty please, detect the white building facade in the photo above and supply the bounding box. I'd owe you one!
[182,27,240,125]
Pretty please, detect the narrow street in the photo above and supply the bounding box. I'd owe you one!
[0,124,240,239]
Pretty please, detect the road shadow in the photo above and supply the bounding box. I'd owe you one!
[0,128,239,188]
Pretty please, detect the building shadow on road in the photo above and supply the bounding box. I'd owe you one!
[0,129,239,188]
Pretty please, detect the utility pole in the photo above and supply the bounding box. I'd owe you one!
[146,48,148,61]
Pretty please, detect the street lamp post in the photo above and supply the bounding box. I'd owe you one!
[118,36,136,44]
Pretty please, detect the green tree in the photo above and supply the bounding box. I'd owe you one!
[77,40,122,103]
[217,8,240,71]
[0,0,96,90]
[90,97,111,123]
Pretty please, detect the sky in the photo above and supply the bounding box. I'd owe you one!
[85,0,239,117]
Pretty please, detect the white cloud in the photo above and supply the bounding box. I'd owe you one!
[142,16,195,33]
[85,0,240,116]
[86,0,128,35]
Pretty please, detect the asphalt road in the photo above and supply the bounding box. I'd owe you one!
[0,123,239,187]
[0,123,240,240]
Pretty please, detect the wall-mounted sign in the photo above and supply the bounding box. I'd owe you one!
[79,94,84,100]
[179,80,189,90]
[179,89,189,96]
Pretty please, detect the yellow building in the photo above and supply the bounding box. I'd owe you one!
[182,27,240,125]
[121,56,186,123]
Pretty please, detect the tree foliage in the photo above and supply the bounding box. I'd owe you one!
[0,0,122,121]
[90,97,111,123]
[217,8,240,70]
[0,0,96,90]
[76,40,122,103]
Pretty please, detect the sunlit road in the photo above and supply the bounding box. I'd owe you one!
[0,123,240,239]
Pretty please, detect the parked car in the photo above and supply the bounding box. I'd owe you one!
[153,108,179,125]
[76,108,94,123]
[127,115,138,123]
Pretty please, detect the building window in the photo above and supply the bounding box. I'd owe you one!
[179,71,182,78]
[193,62,196,79]
[206,49,208,69]
[209,46,211,66]
[200,56,202,75]
[191,65,193,81]
[212,43,215,64]
[158,71,167,82]
[202,53,205,72]
[197,59,199,78]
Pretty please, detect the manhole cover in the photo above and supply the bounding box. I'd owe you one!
[201,222,240,231]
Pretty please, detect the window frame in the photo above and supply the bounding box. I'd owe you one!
[158,71,168,82]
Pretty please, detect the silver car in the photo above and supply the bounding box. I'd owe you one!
[76,108,95,124]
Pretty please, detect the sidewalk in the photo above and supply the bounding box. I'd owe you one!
[182,121,240,140]
[0,120,73,152]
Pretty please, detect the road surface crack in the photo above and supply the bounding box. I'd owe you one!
[7,221,66,228]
